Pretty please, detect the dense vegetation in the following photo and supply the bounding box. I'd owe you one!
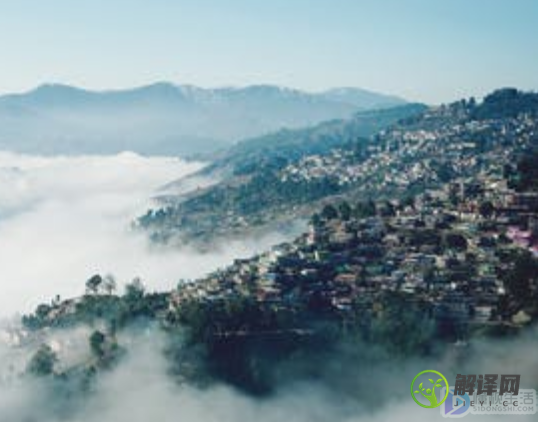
[471,88,538,120]
[22,281,442,395]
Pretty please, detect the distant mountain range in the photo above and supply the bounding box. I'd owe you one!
[0,83,406,156]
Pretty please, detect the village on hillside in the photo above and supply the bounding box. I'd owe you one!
[170,102,538,340]
[5,91,538,384]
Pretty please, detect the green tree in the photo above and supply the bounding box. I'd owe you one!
[355,200,376,218]
[321,204,338,220]
[103,274,117,296]
[479,201,495,219]
[28,344,57,377]
[338,201,352,221]
[125,277,145,301]
[89,330,107,359]
[444,233,468,251]
[504,251,538,307]
[86,274,103,295]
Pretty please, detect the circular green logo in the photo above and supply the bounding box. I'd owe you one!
[411,370,449,408]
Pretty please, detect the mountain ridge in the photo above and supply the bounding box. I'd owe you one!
[0,82,407,156]
[0,82,407,105]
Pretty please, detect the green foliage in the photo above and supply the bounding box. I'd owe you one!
[28,344,58,377]
[444,233,468,251]
[472,88,538,120]
[86,274,103,294]
[22,277,169,332]
[479,201,495,218]
[366,292,436,356]
[511,150,538,193]
[502,250,538,308]
[321,204,339,220]
[22,303,52,330]
[103,274,117,295]
[354,200,377,218]
[89,330,107,358]
[338,201,352,221]
[124,277,145,303]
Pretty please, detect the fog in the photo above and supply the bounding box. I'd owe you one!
[0,151,290,317]
[0,151,536,422]
[1,326,537,422]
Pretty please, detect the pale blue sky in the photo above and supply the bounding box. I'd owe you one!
[0,0,537,103]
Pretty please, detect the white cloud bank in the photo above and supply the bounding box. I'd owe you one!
[0,151,288,317]
[2,328,536,422]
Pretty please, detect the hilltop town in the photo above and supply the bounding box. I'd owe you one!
[171,154,538,339]
[140,90,538,247]
[4,89,538,393]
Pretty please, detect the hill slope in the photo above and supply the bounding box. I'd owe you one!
[139,104,426,242]
[139,89,538,245]
[5,88,538,407]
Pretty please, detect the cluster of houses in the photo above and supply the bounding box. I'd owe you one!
[170,107,538,335]
[4,99,538,359]
[171,169,537,337]
[278,108,537,203]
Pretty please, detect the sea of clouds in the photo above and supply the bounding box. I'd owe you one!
[1,325,537,422]
[0,151,289,317]
[0,151,536,422]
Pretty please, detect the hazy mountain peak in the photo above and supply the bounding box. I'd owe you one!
[130,81,179,94]
[33,82,85,92]
[321,87,407,108]
[25,83,93,100]
[0,82,408,155]
[235,84,304,95]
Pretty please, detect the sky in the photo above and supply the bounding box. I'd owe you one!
[0,0,537,103]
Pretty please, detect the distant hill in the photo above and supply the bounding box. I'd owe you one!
[208,103,427,176]
[139,88,538,245]
[0,83,406,156]
[139,103,427,242]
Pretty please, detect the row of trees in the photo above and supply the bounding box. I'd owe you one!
[23,275,155,331]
